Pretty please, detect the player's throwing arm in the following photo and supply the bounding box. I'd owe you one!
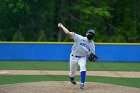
[58,23,73,37]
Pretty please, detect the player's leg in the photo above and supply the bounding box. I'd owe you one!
[69,55,78,85]
[78,57,87,89]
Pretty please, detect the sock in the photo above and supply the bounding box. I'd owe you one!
[70,77,74,81]
[80,71,86,84]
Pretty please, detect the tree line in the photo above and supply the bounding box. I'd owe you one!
[0,0,140,42]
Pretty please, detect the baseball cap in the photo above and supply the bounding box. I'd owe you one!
[87,29,95,34]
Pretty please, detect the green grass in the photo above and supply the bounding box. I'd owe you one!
[0,61,140,88]
[0,75,140,88]
[0,61,140,71]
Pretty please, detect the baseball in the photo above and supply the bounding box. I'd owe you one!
[58,23,62,28]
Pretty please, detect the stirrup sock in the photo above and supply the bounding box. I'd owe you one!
[70,77,74,81]
[80,71,86,84]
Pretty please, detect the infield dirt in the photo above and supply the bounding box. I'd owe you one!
[0,70,140,78]
[0,81,140,93]
[0,70,140,93]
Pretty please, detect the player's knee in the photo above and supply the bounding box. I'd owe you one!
[80,66,86,72]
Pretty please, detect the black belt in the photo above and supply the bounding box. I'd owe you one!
[71,54,83,58]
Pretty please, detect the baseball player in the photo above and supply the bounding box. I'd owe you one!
[58,23,97,90]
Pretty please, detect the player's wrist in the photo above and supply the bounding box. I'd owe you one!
[60,24,64,28]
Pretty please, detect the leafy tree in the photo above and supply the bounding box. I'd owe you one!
[37,30,47,41]
[12,30,24,41]
[0,0,139,42]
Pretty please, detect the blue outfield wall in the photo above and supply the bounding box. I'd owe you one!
[0,42,140,62]
[96,44,140,62]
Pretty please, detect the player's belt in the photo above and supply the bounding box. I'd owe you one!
[71,54,84,58]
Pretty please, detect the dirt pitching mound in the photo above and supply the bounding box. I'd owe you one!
[0,81,140,93]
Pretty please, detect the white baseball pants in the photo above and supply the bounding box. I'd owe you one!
[69,55,87,77]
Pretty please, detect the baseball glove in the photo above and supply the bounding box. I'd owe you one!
[88,53,98,62]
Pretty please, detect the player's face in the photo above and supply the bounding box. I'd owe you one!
[86,32,95,40]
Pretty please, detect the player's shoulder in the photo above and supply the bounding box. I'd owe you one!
[74,33,84,39]
[90,40,94,44]
[81,37,87,41]
[87,39,95,44]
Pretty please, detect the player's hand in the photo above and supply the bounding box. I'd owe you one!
[88,53,98,62]
[58,23,63,28]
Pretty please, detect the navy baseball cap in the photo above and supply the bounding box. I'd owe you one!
[87,29,95,34]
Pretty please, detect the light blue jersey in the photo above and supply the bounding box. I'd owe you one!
[71,32,95,56]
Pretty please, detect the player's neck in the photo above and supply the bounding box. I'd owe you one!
[87,39,92,42]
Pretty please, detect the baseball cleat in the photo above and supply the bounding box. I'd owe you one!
[80,84,84,90]
[70,80,76,85]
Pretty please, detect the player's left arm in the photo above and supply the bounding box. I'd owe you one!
[88,43,98,62]
[92,43,95,55]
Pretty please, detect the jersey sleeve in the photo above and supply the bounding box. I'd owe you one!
[92,44,95,54]
[71,32,83,42]
[88,42,95,56]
